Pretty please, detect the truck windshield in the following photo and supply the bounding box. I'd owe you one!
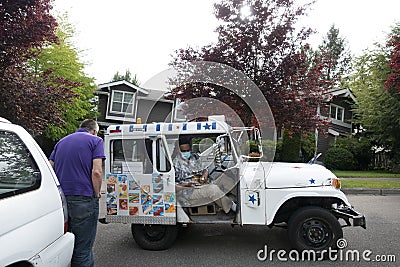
[231,128,262,158]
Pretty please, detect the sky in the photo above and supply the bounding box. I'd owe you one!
[53,0,400,86]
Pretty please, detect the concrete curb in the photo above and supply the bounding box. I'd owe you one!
[342,188,400,195]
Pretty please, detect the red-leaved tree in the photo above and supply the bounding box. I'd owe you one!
[385,27,400,94]
[0,0,76,135]
[170,0,332,133]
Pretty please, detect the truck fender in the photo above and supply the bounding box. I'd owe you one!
[266,189,351,225]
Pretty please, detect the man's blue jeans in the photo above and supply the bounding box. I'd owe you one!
[66,195,99,267]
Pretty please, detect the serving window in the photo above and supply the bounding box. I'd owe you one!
[110,137,172,174]
[110,139,153,174]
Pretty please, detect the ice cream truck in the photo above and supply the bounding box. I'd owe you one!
[103,116,366,251]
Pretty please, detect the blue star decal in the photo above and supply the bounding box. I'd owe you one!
[309,178,315,184]
[249,194,256,204]
[203,123,211,130]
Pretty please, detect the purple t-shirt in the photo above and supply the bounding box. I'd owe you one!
[49,128,106,197]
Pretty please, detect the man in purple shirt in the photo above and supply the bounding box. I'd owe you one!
[49,119,105,267]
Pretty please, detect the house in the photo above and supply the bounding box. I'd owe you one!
[316,88,357,159]
[95,80,175,133]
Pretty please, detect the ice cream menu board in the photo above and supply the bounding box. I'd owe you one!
[106,173,176,217]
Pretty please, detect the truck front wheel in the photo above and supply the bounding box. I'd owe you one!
[288,206,343,251]
[131,224,178,250]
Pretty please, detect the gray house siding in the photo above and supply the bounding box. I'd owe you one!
[97,93,108,122]
[317,133,334,157]
[316,88,356,161]
[136,99,173,123]
[95,80,173,132]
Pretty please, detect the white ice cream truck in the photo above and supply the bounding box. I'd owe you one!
[102,116,366,251]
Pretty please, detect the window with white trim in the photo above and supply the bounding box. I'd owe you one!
[329,104,344,121]
[110,90,135,115]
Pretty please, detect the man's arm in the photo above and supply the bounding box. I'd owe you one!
[176,182,195,188]
[92,158,103,198]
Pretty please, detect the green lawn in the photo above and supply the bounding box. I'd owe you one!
[333,170,400,178]
[332,170,400,188]
[341,180,400,189]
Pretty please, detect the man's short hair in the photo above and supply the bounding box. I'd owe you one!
[80,119,98,131]
[179,136,191,147]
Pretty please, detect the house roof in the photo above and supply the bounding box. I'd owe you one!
[141,87,171,101]
[96,80,173,102]
[324,88,357,103]
[97,80,149,95]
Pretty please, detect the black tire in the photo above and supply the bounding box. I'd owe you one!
[288,206,343,251]
[131,224,179,250]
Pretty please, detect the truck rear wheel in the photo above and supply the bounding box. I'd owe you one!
[288,206,342,251]
[131,224,178,250]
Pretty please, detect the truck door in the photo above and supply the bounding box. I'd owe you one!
[104,134,176,224]
[232,128,266,225]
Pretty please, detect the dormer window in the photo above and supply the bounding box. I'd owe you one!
[110,90,135,115]
[329,104,344,122]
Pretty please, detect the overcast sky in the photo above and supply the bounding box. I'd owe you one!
[53,0,400,85]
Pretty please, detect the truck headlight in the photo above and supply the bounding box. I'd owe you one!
[331,177,341,189]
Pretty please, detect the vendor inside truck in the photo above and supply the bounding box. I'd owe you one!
[173,137,237,214]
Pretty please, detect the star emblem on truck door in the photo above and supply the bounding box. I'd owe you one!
[309,178,315,184]
[249,194,256,204]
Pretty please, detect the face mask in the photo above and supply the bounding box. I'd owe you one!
[181,151,191,159]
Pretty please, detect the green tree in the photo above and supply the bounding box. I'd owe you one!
[0,0,75,135]
[112,69,140,86]
[349,23,400,165]
[318,24,352,85]
[31,14,98,140]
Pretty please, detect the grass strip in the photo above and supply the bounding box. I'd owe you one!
[341,180,400,189]
[333,170,400,178]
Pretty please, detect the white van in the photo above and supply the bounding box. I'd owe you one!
[0,118,74,266]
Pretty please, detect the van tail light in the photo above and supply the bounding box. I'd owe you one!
[57,185,69,234]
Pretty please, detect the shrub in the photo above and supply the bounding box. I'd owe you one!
[300,133,316,162]
[335,137,373,170]
[274,140,282,161]
[324,147,356,170]
[280,131,301,162]
[247,139,283,162]
[259,140,281,161]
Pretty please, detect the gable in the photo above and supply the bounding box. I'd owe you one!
[95,80,173,125]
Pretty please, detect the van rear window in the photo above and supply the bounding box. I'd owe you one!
[0,131,40,199]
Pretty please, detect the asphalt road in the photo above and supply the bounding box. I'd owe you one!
[93,195,399,266]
